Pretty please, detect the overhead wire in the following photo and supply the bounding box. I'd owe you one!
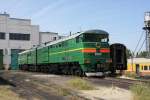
[133,30,145,54]
[131,30,145,70]
[137,38,146,54]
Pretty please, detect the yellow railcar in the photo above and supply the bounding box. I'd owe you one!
[127,58,150,76]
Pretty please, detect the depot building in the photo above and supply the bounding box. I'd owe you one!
[0,13,62,70]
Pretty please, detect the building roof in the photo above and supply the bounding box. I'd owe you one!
[10,18,31,21]
[0,13,9,17]
[40,32,58,35]
[128,58,150,63]
[0,13,31,21]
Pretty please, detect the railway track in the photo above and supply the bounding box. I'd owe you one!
[0,72,66,100]
[46,72,150,89]
[19,71,149,90]
[85,77,150,90]
[106,77,150,84]
[0,71,89,100]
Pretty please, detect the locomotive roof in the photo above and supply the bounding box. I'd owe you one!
[84,29,109,35]
[45,32,81,47]
[19,29,109,53]
[110,43,126,47]
[45,29,109,47]
[18,48,36,54]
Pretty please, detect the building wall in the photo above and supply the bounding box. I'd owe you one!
[0,13,64,70]
[0,13,39,69]
[127,58,150,76]
[39,32,61,44]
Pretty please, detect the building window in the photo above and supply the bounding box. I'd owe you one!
[0,32,5,39]
[0,49,3,55]
[144,66,148,70]
[9,33,30,40]
[53,37,57,41]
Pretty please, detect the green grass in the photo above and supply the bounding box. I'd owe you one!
[67,78,95,90]
[0,86,24,100]
[130,83,150,100]
[57,87,70,96]
[125,71,137,78]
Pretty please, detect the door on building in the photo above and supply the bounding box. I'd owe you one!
[135,64,140,75]
[0,49,4,70]
[11,49,23,70]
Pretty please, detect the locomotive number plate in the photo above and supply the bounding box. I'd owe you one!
[95,53,101,56]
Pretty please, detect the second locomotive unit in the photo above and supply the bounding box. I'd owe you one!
[18,29,127,76]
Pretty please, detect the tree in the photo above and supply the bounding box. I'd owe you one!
[137,51,148,58]
[126,49,133,58]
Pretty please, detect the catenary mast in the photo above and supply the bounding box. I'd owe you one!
[143,12,150,57]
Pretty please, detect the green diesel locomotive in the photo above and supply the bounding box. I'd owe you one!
[18,29,114,76]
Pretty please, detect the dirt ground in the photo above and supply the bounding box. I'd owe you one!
[0,71,133,100]
[32,74,133,100]
[79,86,132,100]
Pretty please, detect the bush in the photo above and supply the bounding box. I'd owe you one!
[130,83,150,100]
[57,87,70,96]
[125,71,137,78]
[67,78,95,90]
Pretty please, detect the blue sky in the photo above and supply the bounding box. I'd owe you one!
[0,0,149,51]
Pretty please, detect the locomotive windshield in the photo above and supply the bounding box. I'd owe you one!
[83,33,108,42]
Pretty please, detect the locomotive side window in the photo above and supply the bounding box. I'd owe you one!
[59,44,62,47]
[76,36,79,43]
[62,42,65,47]
[50,45,52,48]
[76,35,83,43]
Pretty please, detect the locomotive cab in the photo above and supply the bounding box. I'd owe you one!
[78,30,112,76]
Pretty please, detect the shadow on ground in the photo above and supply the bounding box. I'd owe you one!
[0,77,16,87]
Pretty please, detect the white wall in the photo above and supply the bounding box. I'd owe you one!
[0,14,39,69]
[39,32,59,44]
